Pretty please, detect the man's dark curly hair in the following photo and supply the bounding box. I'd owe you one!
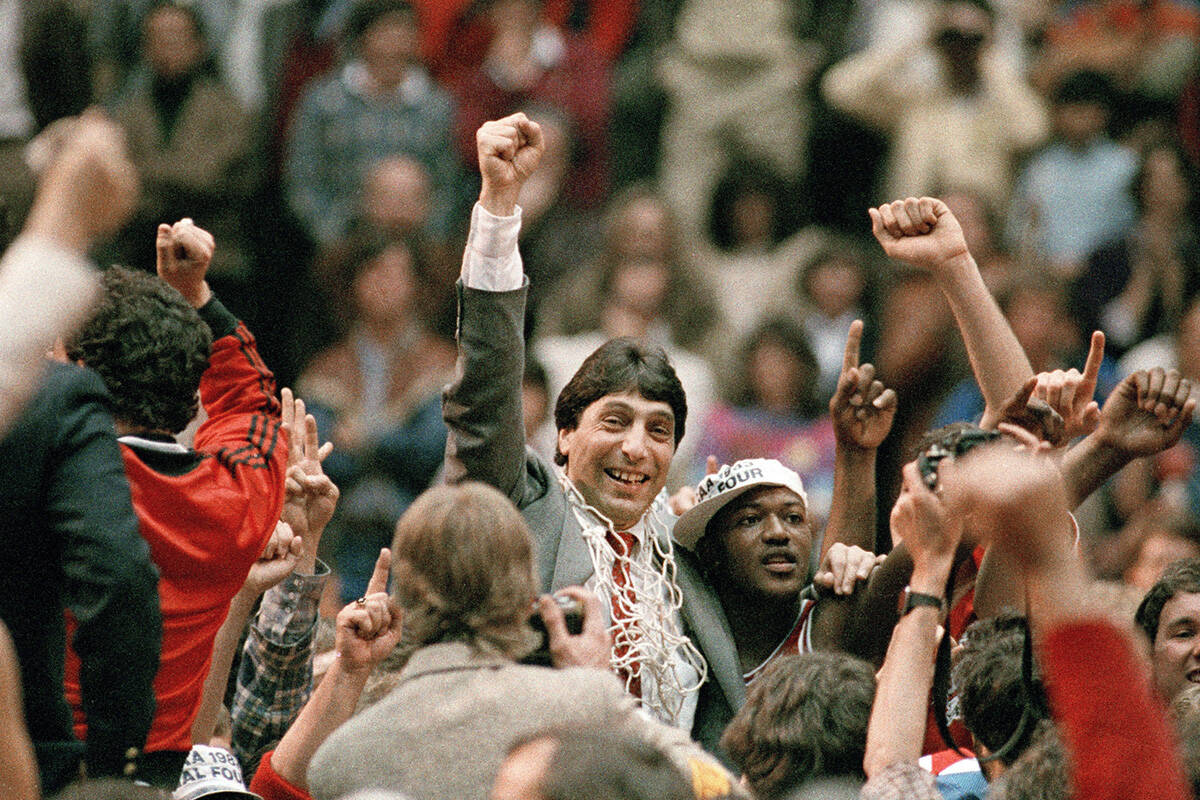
[954,613,1049,766]
[1136,557,1200,642]
[66,266,211,434]
[553,338,686,466]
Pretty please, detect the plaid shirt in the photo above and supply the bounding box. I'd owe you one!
[860,762,941,800]
[230,561,330,779]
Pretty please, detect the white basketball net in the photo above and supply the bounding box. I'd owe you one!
[557,471,708,726]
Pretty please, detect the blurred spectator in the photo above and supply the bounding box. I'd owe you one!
[88,0,233,101]
[792,241,878,400]
[297,233,453,602]
[1110,507,1200,591]
[657,0,816,245]
[536,185,717,353]
[688,319,837,525]
[607,0,682,188]
[449,0,612,209]
[20,1,92,134]
[285,0,458,248]
[1071,139,1200,356]
[823,0,1047,211]
[1033,0,1200,123]
[108,2,257,300]
[419,0,639,76]
[697,162,833,343]
[511,105,605,313]
[1008,71,1138,279]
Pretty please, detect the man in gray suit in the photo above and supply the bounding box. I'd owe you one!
[442,113,893,753]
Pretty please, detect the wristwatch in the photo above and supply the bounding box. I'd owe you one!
[898,586,947,617]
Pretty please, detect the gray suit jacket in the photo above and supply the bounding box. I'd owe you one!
[442,282,745,758]
[307,642,674,800]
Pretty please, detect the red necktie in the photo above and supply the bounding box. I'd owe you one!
[606,529,641,698]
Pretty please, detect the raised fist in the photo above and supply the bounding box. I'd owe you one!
[475,113,545,216]
[25,111,140,251]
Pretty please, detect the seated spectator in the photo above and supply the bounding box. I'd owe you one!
[792,242,876,401]
[64,219,287,787]
[297,232,453,602]
[449,0,611,209]
[694,164,844,345]
[721,652,874,799]
[822,0,1047,212]
[688,320,836,523]
[1072,139,1200,357]
[1033,0,1200,122]
[1007,71,1137,279]
[285,0,458,248]
[657,0,815,246]
[109,1,257,298]
[536,185,717,353]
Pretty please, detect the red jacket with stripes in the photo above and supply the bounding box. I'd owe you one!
[66,297,287,755]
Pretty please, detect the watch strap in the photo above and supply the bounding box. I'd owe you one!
[903,589,946,616]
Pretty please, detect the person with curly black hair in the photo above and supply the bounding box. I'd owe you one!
[67,265,211,435]
[62,218,287,789]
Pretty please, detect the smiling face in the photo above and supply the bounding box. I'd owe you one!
[1152,591,1200,702]
[708,486,813,602]
[557,391,675,531]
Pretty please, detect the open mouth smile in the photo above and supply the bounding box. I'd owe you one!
[605,469,651,486]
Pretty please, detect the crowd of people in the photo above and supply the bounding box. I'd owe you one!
[3,0,1200,798]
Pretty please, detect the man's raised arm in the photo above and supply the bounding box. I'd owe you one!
[442,114,546,501]
[0,113,138,435]
[869,197,1033,427]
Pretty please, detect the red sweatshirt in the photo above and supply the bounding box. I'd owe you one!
[1042,620,1190,800]
[66,298,287,754]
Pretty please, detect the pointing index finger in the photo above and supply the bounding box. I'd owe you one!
[842,319,864,372]
[366,548,391,596]
[1079,330,1105,398]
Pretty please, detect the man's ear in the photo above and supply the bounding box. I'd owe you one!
[556,426,573,463]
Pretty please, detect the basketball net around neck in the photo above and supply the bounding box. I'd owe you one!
[557,471,708,726]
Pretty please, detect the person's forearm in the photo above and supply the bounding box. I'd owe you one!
[193,588,258,743]
[864,602,943,777]
[937,254,1034,426]
[0,236,99,434]
[270,658,370,790]
[1059,432,1131,510]
[822,445,877,558]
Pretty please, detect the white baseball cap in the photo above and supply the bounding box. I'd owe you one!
[673,458,808,549]
[173,745,261,800]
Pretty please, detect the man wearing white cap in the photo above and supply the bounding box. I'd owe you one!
[675,457,906,757]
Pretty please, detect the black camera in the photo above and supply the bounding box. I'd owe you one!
[522,594,585,666]
[917,427,1001,491]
